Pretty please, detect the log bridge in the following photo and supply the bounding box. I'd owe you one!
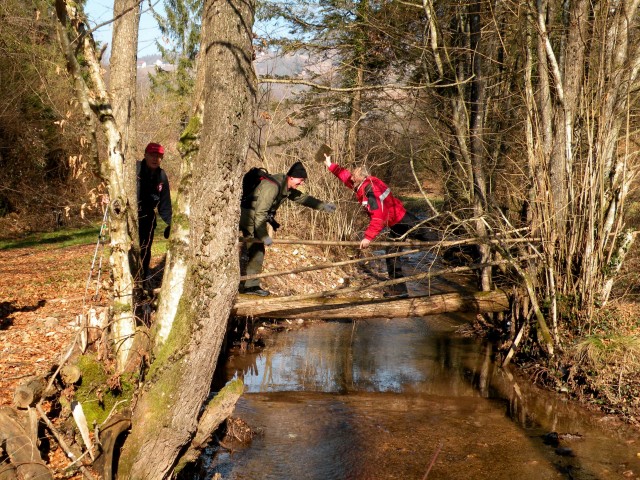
[234,237,525,320]
[234,290,509,319]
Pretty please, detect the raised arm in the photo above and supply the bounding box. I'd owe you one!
[325,157,356,190]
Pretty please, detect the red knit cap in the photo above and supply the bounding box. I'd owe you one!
[145,143,165,155]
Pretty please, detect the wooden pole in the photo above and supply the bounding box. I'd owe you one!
[239,236,539,249]
[233,290,509,319]
[235,255,536,310]
[240,249,422,281]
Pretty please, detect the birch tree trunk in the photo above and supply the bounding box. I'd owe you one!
[54,0,137,371]
[117,0,256,475]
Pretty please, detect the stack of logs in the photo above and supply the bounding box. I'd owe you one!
[0,376,55,479]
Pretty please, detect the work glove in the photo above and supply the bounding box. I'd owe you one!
[323,202,336,213]
[262,236,273,246]
[163,225,171,239]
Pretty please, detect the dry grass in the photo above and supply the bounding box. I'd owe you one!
[564,303,640,419]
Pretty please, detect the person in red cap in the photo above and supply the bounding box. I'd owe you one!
[137,142,172,282]
[323,153,433,297]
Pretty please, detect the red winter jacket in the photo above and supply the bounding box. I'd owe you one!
[328,163,406,240]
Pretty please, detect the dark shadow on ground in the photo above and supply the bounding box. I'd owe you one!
[0,299,46,329]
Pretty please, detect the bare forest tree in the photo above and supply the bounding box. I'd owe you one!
[412,0,640,351]
[258,0,640,355]
[55,0,138,370]
[49,0,253,475]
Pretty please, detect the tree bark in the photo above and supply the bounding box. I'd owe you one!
[118,0,256,476]
[110,0,142,279]
[54,0,137,371]
[233,290,509,319]
[12,376,47,409]
[0,407,52,480]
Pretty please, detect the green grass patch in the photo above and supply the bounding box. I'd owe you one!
[0,225,102,251]
[151,218,170,256]
[0,219,172,257]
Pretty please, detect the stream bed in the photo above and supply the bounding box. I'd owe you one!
[202,313,640,479]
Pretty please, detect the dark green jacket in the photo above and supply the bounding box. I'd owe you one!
[240,173,325,241]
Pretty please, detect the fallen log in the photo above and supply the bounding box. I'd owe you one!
[236,255,535,311]
[233,290,509,319]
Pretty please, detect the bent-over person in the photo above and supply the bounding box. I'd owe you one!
[324,154,430,297]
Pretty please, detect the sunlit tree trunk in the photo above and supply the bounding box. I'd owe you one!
[110,0,142,279]
[117,0,256,475]
[54,0,136,371]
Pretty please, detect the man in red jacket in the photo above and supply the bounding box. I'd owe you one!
[324,154,431,297]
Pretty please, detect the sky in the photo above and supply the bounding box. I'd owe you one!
[84,1,279,60]
[84,0,164,58]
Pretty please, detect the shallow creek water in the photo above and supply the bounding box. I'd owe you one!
[204,312,640,480]
[204,250,640,479]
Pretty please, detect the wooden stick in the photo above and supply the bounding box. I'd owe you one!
[423,441,444,480]
[36,405,97,480]
[235,255,537,309]
[240,249,422,281]
[239,236,540,248]
[502,317,529,367]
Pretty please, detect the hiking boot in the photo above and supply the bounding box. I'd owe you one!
[243,286,271,297]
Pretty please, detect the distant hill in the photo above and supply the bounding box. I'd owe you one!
[138,54,161,65]
[104,51,331,97]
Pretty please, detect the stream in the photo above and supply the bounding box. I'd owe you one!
[200,254,640,479]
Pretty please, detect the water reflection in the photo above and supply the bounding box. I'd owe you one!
[230,319,486,396]
[210,317,640,480]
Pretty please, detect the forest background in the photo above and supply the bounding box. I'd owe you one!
[3,0,640,477]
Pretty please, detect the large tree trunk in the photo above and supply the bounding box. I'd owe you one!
[117,0,256,476]
[110,0,142,279]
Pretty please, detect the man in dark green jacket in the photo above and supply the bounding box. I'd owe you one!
[240,161,335,296]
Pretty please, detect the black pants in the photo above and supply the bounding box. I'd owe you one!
[385,211,431,292]
[139,214,156,278]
